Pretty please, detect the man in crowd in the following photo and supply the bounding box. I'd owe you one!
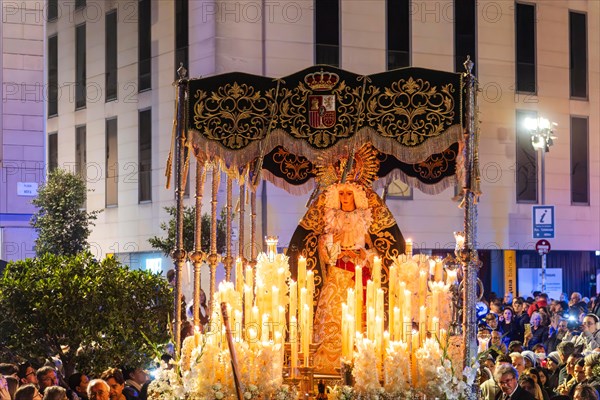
[17,361,38,386]
[493,364,535,400]
[87,380,109,400]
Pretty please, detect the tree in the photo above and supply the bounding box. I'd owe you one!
[31,169,101,256]
[0,252,171,376]
[148,206,227,257]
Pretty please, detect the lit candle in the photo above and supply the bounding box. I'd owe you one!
[262,313,269,342]
[435,260,444,282]
[289,280,297,323]
[393,306,401,341]
[406,238,413,257]
[272,286,280,328]
[432,316,440,340]
[342,303,348,359]
[245,265,254,289]
[440,328,447,348]
[244,284,252,333]
[403,289,412,321]
[446,269,458,286]
[432,286,440,320]
[419,306,427,344]
[418,270,427,308]
[290,316,298,378]
[348,315,355,360]
[389,265,397,336]
[367,306,375,341]
[411,330,419,387]
[299,287,307,338]
[298,256,307,291]
[252,306,259,339]
[303,304,310,366]
[355,265,363,329]
[307,271,315,334]
[373,256,382,288]
[235,258,243,293]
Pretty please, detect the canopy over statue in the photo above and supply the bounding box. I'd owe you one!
[186,65,466,195]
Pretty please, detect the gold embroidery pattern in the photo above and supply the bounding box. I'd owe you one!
[191,83,275,149]
[271,148,313,181]
[277,81,362,148]
[364,77,456,146]
[412,145,458,180]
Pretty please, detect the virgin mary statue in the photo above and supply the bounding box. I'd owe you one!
[286,144,405,373]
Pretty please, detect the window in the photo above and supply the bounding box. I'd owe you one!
[138,0,151,91]
[515,3,536,93]
[48,35,58,117]
[516,110,537,203]
[106,118,118,207]
[315,0,339,67]
[569,11,587,99]
[386,0,410,70]
[75,125,87,204]
[571,116,588,204]
[139,109,152,202]
[75,23,86,109]
[175,0,188,74]
[48,133,58,172]
[47,0,58,21]
[106,10,118,102]
[454,0,477,75]
[75,0,86,9]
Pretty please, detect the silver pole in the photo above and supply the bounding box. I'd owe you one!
[172,65,188,354]
[462,57,479,400]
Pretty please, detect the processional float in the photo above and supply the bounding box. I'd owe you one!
[161,59,481,400]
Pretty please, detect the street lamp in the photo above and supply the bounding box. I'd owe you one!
[524,116,557,293]
[524,116,557,205]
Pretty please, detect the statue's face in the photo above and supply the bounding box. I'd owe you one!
[339,189,356,211]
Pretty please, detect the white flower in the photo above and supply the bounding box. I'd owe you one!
[244,392,252,399]
[215,391,224,399]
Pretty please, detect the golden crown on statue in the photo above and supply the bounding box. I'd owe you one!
[303,70,339,91]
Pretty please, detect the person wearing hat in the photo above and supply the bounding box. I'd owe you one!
[522,351,538,369]
[545,351,562,393]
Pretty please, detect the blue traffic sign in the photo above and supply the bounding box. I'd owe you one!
[533,205,555,239]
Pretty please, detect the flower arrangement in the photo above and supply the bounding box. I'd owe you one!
[327,337,477,400]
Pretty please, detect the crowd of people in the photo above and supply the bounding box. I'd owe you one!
[0,361,150,400]
[477,291,600,400]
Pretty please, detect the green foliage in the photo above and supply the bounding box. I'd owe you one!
[148,206,227,257]
[0,252,171,376]
[31,169,101,256]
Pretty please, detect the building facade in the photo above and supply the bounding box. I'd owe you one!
[0,1,45,265]
[45,0,599,297]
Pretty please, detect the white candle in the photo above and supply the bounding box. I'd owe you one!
[373,256,382,288]
[393,307,401,341]
[298,256,307,291]
[245,265,254,289]
[289,280,297,323]
[406,238,413,257]
[446,269,458,286]
[419,306,426,344]
[303,304,310,366]
[235,258,243,293]
[290,316,298,378]
[355,265,363,330]
[418,270,427,308]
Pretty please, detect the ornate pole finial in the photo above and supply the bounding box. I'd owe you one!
[463,56,474,75]
[177,63,187,80]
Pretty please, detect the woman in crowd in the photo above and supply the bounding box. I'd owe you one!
[525,312,549,349]
[500,307,522,346]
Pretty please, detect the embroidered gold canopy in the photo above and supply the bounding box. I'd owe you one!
[187,65,464,194]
